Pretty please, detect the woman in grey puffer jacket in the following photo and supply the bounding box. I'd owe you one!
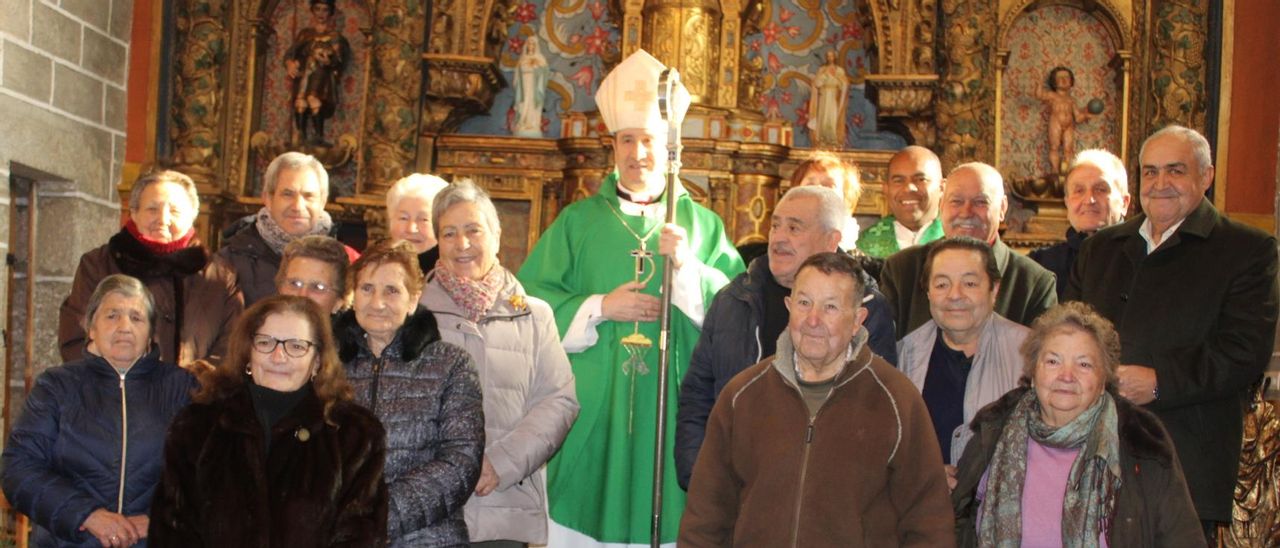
[338,240,484,547]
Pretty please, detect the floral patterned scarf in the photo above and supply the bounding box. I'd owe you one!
[433,264,506,322]
[977,389,1122,548]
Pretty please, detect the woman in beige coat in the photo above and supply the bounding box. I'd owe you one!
[420,179,578,547]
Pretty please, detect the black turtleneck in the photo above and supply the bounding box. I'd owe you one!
[248,381,310,453]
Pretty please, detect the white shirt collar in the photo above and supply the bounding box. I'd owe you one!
[892,218,932,249]
[1138,217,1184,253]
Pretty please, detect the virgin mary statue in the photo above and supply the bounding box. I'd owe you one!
[513,36,550,138]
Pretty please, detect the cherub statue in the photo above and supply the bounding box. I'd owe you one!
[1034,66,1101,174]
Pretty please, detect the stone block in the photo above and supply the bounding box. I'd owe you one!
[109,0,133,41]
[32,280,71,372]
[53,63,103,122]
[104,83,124,131]
[0,0,32,42]
[36,196,115,278]
[0,94,114,201]
[2,39,52,102]
[32,1,81,65]
[59,0,109,32]
[82,26,125,84]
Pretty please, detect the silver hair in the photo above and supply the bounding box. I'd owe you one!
[1140,125,1213,175]
[262,151,329,203]
[431,178,502,237]
[779,185,846,233]
[1069,149,1130,197]
[386,173,450,213]
[948,162,1006,200]
[83,274,157,337]
[128,170,200,212]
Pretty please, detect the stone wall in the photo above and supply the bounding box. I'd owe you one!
[0,0,132,429]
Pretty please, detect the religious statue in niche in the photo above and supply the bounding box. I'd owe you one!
[1034,66,1104,174]
[808,50,850,148]
[512,36,550,138]
[285,0,350,146]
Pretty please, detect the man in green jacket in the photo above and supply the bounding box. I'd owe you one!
[857,146,945,258]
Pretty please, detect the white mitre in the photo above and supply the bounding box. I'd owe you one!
[595,49,691,134]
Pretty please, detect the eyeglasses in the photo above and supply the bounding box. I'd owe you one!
[284,279,338,295]
[252,334,316,358]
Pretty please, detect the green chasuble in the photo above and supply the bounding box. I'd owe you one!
[517,172,744,544]
[856,215,944,258]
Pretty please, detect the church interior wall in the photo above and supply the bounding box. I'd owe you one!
[0,0,133,440]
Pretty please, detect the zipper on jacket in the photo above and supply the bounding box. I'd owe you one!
[790,413,818,547]
[116,371,129,513]
[753,327,762,364]
[369,357,385,414]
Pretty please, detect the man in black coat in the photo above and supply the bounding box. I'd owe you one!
[1067,125,1279,542]
[1028,149,1131,299]
[881,162,1058,339]
[674,185,897,489]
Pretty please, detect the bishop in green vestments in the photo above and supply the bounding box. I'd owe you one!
[517,50,744,546]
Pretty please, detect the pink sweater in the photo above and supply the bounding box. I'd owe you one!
[977,439,1108,547]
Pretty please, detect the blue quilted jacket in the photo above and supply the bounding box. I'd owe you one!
[2,349,194,547]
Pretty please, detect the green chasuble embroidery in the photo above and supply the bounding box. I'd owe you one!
[516,172,744,544]
[857,215,944,258]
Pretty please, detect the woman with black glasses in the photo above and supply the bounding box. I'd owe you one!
[149,295,389,546]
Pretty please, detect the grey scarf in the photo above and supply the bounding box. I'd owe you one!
[255,206,333,255]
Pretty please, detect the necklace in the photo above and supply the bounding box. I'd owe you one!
[603,198,662,283]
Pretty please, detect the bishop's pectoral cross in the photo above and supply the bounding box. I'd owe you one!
[630,247,653,282]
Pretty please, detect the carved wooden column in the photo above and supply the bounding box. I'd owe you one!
[1142,0,1210,144]
[937,0,997,168]
[347,1,427,198]
[169,0,229,185]
[729,143,788,245]
[557,137,613,214]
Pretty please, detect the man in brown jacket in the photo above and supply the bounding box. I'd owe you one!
[680,252,954,547]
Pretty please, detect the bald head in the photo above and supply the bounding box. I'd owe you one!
[940,162,1008,242]
[886,146,944,230]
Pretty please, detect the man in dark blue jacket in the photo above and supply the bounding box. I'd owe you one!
[674,185,897,489]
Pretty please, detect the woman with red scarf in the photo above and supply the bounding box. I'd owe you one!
[58,170,244,368]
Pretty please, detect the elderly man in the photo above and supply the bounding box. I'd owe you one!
[857,146,946,258]
[218,151,355,306]
[675,185,898,490]
[517,50,744,546]
[881,162,1057,339]
[897,237,1027,477]
[679,252,953,546]
[275,235,348,315]
[1029,149,1130,298]
[1068,125,1279,541]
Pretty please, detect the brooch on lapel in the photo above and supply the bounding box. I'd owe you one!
[508,294,528,311]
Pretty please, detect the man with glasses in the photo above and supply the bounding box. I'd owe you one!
[275,235,349,315]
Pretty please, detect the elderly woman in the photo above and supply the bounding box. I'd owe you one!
[387,173,450,274]
[3,275,194,547]
[275,235,350,315]
[421,180,578,546]
[148,295,388,545]
[952,302,1202,546]
[59,169,243,366]
[336,239,484,545]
